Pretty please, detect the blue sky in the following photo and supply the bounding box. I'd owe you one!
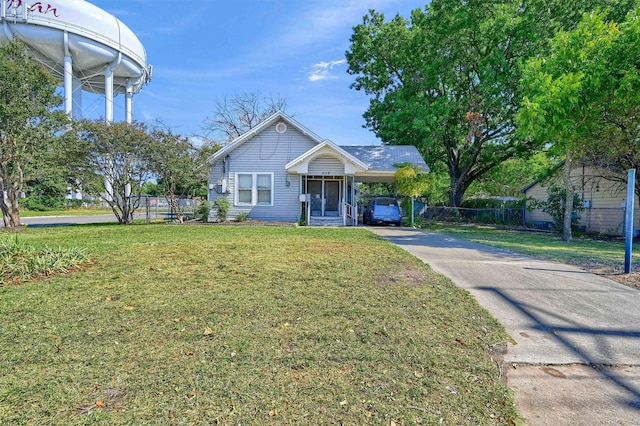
[88,0,424,146]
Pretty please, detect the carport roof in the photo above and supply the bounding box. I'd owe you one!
[340,145,429,172]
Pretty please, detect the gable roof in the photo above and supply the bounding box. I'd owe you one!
[207,111,323,163]
[285,139,370,173]
[340,145,429,172]
[206,111,429,179]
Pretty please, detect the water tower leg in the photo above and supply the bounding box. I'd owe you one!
[72,77,82,120]
[64,55,73,116]
[105,67,114,123]
[125,80,133,124]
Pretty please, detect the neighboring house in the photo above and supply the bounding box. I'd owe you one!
[522,162,640,236]
[206,111,429,226]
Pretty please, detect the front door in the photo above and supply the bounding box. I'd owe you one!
[308,179,341,217]
[324,181,340,216]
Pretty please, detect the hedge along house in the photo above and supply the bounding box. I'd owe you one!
[206,111,429,226]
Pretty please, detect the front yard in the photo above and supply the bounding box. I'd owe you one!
[0,225,518,424]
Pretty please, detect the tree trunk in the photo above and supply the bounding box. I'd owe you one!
[562,149,574,242]
[448,173,468,208]
[1,187,22,228]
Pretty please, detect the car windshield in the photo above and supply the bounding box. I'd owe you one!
[375,198,397,206]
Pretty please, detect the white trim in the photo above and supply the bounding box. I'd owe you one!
[285,140,369,174]
[234,172,274,207]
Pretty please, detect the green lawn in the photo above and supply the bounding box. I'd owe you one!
[421,223,639,272]
[0,225,518,425]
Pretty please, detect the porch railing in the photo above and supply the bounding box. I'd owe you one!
[344,202,358,226]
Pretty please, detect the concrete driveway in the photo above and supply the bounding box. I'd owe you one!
[370,227,640,425]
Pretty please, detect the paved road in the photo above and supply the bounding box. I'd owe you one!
[370,227,640,425]
[2,212,154,228]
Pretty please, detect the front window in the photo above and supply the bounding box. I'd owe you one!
[235,173,273,206]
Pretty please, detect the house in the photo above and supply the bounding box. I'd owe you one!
[521,162,640,236]
[206,111,429,226]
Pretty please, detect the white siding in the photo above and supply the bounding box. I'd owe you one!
[523,165,640,236]
[208,123,317,222]
[308,156,345,175]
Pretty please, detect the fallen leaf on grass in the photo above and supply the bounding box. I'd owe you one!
[204,327,213,336]
[95,400,104,408]
[269,409,278,417]
[123,306,134,311]
[188,392,196,399]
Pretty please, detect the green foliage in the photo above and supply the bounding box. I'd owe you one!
[517,7,640,239]
[538,183,583,233]
[0,39,69,228]
[235,211,249,222]
[394,163,430,198]
[467,154,556,198]
[141,181,161,196]
[146,129,220,223]
[70,120,155,224]
[18,196,67,211]
[213,197,230,222]
[462,198,524,209]
[347,1,636,207]
[0,237,89,285]
[194,200,210,222]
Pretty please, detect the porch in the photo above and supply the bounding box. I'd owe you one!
[301,175,359,227]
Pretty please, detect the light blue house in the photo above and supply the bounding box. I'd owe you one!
[207,111,428,225]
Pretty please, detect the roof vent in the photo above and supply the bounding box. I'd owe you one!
[275,122,287,134]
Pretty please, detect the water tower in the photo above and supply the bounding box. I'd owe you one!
[0,0,152,123]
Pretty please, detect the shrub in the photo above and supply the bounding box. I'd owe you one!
[195,200,211,222]
[540,184,582,233]
[213,197,231,222]
[235,212,249,222]
[0,237,89,285]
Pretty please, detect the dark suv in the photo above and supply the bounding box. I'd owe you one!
[362,197,402,226]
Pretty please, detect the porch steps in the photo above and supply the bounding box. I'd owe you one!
[308,217,345,227]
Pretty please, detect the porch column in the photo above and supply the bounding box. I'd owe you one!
[343,177,347,226]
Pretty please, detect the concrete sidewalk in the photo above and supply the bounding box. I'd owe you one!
[370,227,640,425]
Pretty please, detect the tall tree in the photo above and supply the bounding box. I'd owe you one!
[579,8,640,198]
[346,0,636,207]
[203,92,286,143]
[0,39,69,228]
[71,120,154,224]
[517,8,640,241]
[148,128,220,223]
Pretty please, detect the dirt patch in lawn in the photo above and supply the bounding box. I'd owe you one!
[377,265,436,287]
[585,267,640,289]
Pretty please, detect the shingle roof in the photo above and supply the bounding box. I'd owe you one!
[339,145,429,172]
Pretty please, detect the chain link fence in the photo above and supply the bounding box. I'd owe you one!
[419,206,523,226]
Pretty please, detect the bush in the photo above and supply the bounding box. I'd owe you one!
[539,184,582,233]
[235,212,249,222]
[0,237,89,285]
[213,197,231,222]
[19,196,66,211]
[195,200,211,222]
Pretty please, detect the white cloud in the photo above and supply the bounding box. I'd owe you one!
[308,59,347,82]
[277,0,408,52]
